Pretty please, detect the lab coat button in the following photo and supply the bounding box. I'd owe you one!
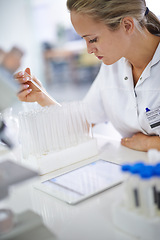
[124,76,128,80]
[140,77,142,80]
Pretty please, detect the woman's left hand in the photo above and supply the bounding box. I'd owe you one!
[121,132,160,152]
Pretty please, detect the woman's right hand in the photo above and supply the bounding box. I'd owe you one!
[14,68,54,106]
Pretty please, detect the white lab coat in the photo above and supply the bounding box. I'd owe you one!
[84,43,160,138]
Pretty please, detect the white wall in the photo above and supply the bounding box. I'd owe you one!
[0,0,72,82]
[146,0,160,17]
[0,0,44,81]
[32,0,71,43]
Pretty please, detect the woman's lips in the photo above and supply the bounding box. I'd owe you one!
[97,56,103,60]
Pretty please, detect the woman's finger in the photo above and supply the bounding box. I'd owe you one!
[24,72,42,87]
[14,69,42,88]
[20,84,30,91]
[13,70,25,79]
[17,88,32,101]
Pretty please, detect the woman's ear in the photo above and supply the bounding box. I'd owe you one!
[121,17,134,34]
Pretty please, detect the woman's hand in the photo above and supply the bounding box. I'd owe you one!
[121,132,160,152]
[14,68,54,106]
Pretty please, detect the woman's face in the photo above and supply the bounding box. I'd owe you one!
[71,11,129,65]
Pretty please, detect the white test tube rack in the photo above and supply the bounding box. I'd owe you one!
[18,102,98,175]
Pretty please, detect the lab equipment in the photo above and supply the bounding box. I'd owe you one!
[35,159,123,204]
[154,166,160,215]
[121,163,144,210]
[0,112,56,240]
[140,167,156,217]
[0,74,19,111]
[128,166,141,210]
[0,120,13,149]
[112,162,160,240]
[18,101,98,175]
[0,160,38,201]
[0,160,56,239]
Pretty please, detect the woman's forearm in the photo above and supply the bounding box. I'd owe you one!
[121,132,160,152]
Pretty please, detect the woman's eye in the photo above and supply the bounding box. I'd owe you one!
[89,38,97,43]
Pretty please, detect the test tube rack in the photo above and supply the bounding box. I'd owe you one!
[112,200,160,240]
[18,101,98,175]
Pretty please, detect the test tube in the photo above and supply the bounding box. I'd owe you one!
[18,113,27,158]
[32,111,43,156]
[62,104,72,148]
[47,106,56,151]
[68,102,79,145]
[28,111,37,156]
[139,166,156,218]
[29,112,38,156]
[18,100,94,158]
[153,164,160,216]
[68,102,78,145]
[22,112,32,158]
[60,105,70,149]
[72,101,85,144]
[55,107,66,150]
[83,101,93,138]
[128,166,141,211]
[77,101,90,141]
[44,107,53,152]
[50,107,60,151]
[121,164,132,209]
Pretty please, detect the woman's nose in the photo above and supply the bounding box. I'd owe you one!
[86,43,96,54]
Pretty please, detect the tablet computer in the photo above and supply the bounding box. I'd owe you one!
[35,159,123,205]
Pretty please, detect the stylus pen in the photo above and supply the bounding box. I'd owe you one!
[25,72,62,107]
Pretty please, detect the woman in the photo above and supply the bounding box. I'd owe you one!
[14,0,160,152]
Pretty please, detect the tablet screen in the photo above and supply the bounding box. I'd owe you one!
[36,159,123,204]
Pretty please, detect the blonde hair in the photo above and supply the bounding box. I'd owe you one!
[67,0,160,36]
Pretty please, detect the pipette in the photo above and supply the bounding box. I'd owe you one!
[24,72,62,107]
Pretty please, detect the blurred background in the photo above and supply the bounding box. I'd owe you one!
[0,0,160,107]
[0,0,102,108]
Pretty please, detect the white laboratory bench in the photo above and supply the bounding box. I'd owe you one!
[0,134,149,240]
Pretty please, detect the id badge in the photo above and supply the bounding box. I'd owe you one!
[145,106,160,129]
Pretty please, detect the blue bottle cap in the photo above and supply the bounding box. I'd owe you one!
[121,164,131,172]
[140,167,153,179]
[153,166,160,177]
[144,165,154,170]
[155,163,160,168]
[134,162,145,169]
[130,162,145,174]
[130,166,140,174]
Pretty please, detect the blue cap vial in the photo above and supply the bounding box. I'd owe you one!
[140,166,153,179]
[130,162,145,174]
[153,166,160,177]
[121,164,131,172]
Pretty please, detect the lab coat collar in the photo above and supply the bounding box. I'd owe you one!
[123,42,160,87]
[123,58,134,88]
[150,42,160,67]
[139,42,160,85]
